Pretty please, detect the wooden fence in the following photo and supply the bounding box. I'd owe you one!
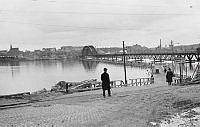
[128,78,153,86]
[109,78,153,88]
[58,77,154,93]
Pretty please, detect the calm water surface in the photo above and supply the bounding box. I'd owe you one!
[0,60,150,95]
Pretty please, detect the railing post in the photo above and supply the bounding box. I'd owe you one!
[135,79,137,86]
[131,79,133,86]
[150,76,154,84]
[134,79,136,86]
[143,79,145,85]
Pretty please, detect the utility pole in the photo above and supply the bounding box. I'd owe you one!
[171,40,174,53]
[159,39,162,62]
[160,39,162,50]
[123,41,127,84]
[179,58,185,84]
[171,40,174,72]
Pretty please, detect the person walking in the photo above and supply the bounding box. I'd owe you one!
[164,68,167,73]
[166,68,174,85]
[101,68,111,98]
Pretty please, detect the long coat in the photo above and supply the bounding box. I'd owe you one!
[101,72,111,90]
[166,70,174,82]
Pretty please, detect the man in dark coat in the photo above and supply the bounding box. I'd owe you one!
[101,68,111,97]
[166,68,174,85]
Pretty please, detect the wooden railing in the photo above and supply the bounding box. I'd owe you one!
[54,77,154,93]
[128,78,153,86]
[110,80,126,88]
[173,74,192,85]
[110,77,154,88]
[174,74,188,79]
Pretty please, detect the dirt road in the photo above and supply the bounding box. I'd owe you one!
[1,73,200,127]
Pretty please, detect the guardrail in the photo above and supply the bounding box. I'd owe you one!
[70,77,154,91]
[172,74,192,85]
[110,78,153,88]
[53,77,154,93]
[174,74,188,79]
[129,78,153,86]
[110,80,126,88]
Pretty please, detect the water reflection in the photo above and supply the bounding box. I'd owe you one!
[61,59,81,69]
[0,61,20,78]
[0,61,19,66]
[32,60,58,68]
[82,60,98,71]
[2,60,197,95]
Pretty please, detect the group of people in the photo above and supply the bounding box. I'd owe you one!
[61,67,174,98]
[100,67,175,98]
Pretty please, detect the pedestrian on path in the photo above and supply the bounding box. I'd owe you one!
[164,68,167,73]
[101,68,111,98]
[166,68,174,85]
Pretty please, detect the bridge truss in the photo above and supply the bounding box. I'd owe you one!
[90,52,200,62]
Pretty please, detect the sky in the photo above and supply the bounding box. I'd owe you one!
[0,0,200,51]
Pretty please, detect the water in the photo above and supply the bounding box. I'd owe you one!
[0,60,150,95]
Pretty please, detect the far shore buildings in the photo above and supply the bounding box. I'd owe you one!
[60,46,83,52]
[42,47,56,52]
[1,43,200,60]
[7,45,20,56]
[0,50,7,55]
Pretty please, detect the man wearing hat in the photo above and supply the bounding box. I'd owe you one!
[101,68,111,97]
[166,68,174,85]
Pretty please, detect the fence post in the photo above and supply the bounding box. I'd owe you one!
[131,79,133,86]
[136,79,137,86]
[134,79,136,86]
[150,75,154,84]
[110,81,113,88]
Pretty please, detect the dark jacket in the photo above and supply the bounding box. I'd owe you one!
[166,70,174,82]
[101,72,110,90]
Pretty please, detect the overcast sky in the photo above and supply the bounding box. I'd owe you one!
[0,0,200,51]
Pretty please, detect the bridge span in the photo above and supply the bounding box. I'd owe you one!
[82,46,200,62]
